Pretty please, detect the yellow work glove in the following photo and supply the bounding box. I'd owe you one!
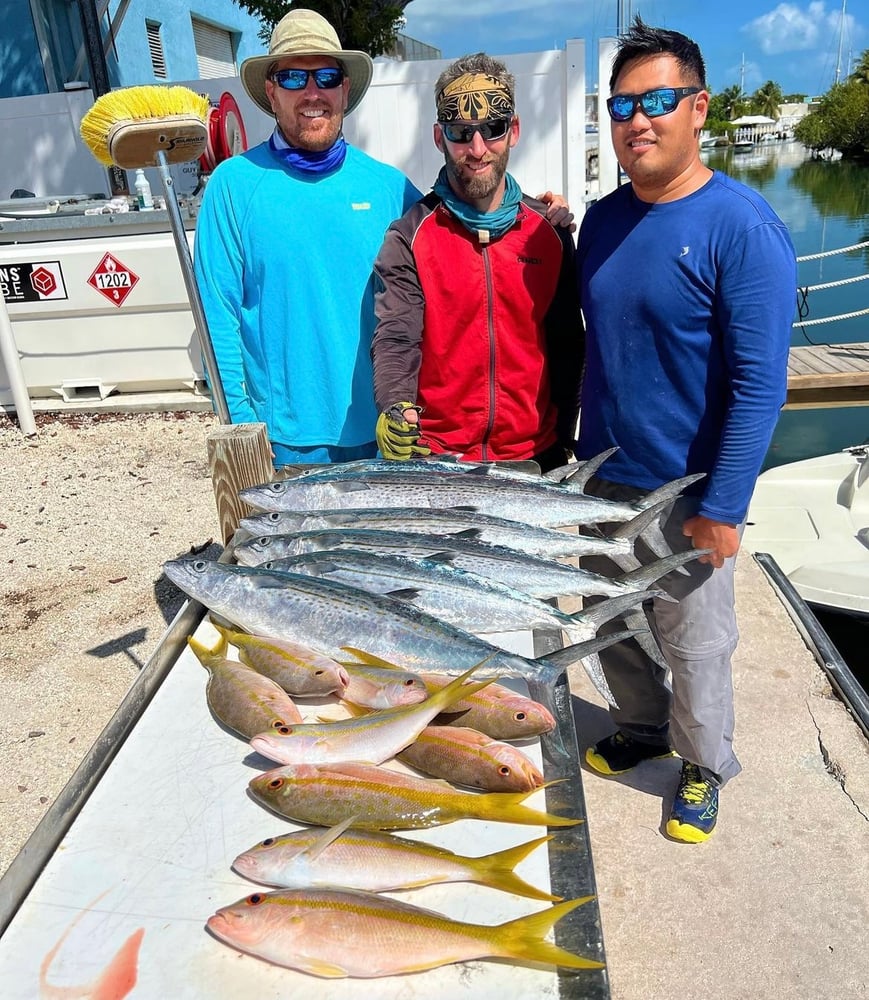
[375,402,431,460]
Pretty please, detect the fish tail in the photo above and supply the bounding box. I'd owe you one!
[493,897,605,969]
[432,661,498,712]
[186,630,228,666]
[481,790,579,828]
[474,835,561,901]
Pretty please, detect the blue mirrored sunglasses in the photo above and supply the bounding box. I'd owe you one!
[270,67,345,91]
[439,117,513,144]
[606,87,701,122]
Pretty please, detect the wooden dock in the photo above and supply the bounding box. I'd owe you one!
[786,341,869,407]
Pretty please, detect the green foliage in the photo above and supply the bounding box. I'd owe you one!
[795,80,869,159]
[750,80,783,120]
[233,0,412,55]
[849,48,869,87]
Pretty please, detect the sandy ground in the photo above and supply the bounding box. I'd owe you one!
[0,410,222,878]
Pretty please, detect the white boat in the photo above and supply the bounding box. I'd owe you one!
[744,446,869,616]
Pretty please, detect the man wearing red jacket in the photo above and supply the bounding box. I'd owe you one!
[371,53,584,472]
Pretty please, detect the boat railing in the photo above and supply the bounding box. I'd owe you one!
[795,238,869,331]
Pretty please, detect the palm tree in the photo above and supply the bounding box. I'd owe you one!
[752,81,783,120]
[849,49,869,86]
[719,84,744,120]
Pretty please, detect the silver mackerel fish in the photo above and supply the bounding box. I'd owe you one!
[239,467,702,528]
[163,559,638,712]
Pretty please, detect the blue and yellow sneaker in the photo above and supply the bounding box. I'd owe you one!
[666,761,719,843]
[585,730,674,776]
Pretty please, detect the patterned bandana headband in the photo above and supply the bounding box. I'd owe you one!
[436,72,514,122]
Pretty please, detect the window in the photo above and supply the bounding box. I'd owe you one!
[146,21,167,79]
[191,17,236,79]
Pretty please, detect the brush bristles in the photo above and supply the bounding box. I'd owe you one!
[80,85,211,164]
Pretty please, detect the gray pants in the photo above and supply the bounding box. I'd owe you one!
[582,477,743,788]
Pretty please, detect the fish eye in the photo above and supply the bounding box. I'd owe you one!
[404,679,416,686]
[193,560,207,571]
[268,777,283,789]
[514,711,527,722]
[276,725,294,735]
[245,893,266,906]
[268,513,280,522]
[498,765,512,776]
[257,537,270,545]
[315,669,325,675]
[270,720,287,731]
[262,837,275,846]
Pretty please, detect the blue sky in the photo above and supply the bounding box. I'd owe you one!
[401,1,867,99]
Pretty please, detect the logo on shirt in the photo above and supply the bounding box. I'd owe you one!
[679,246,690,257]
[517,255,543,264]
[351,202,371,211]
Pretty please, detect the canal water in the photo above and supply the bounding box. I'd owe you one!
[701,141,869,470]
[703,141,869,697]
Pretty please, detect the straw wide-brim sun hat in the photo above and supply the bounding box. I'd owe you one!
[241,8,374,117]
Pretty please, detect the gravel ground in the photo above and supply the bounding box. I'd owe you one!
[0,409,221,879]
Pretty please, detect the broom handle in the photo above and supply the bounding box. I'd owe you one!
[154,150,232,426]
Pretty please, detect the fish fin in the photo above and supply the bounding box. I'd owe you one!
[607,496,671,541]
[494,897,605,969]
[299,958,350,978]
[550,446,619,487]
[481,789,580,827]
[538,630,649,707]
[187,631,228,666]
[637,472,706,510]
[302,817,357,861]
[573,590,657,631]
[329,480,374,494]
[385,587,423,601]
[424,551,460,565]
[452,528,484,540]
[429,662,499,714]
[475,835,560,900]
[339,647,402,669]
[617,548,707,591]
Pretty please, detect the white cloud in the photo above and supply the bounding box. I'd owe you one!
[742,2,846,56]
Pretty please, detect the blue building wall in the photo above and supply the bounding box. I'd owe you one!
[0,0,267,98]
[111,0,266,85]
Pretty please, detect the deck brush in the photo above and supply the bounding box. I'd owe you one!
[79,85,210,169]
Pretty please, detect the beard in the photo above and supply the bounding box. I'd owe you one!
[443,143,510,202]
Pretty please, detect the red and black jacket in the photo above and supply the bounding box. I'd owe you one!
[372,191,584,463]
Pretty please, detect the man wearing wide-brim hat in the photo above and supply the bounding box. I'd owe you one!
[194,8,421,468]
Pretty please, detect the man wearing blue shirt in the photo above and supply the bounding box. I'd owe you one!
[577,17,796,842]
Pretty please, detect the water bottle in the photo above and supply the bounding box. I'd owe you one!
[134,169,154,211]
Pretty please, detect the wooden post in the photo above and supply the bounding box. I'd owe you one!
[206,422,273,545]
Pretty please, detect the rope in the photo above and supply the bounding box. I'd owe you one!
[802,273,869,292]
[797,239,869,262]
[793,307,869,328]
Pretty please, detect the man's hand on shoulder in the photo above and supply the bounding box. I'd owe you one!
[537,190,576,233]
[682,515,740,569]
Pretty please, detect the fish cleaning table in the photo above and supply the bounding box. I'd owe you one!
[0,600,609,998]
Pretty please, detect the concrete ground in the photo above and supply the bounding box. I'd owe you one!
[568,552,869,1000]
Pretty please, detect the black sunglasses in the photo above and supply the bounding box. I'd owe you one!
[606,87,701,122]
[270,67,345,91]
[439,117,513,144]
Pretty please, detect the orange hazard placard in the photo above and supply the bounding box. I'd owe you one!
[87,252,140,307]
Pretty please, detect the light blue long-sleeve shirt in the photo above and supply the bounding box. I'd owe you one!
[194,141,420,449]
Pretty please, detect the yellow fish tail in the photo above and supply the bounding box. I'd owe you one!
[479,789,581,828]
[495,896,605,970]
[187,630,228,666]
[473,835,560,901]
